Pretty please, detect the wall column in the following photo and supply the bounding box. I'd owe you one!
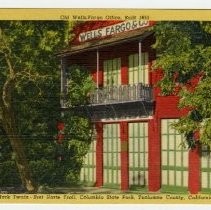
[120,121,129,191]
[148,118,161,191]
[188,143,201,194]
[121,55,128,85]
[95,122,103,187]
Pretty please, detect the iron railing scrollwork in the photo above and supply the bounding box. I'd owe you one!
[62,83,153,108]
[89,83,153,105]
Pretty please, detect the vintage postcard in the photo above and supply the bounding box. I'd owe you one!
[0,8,211,206]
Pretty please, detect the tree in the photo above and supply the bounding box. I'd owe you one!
[0,21,69,192]
[153,21,211,147]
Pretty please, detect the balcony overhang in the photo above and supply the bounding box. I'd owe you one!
[62,83,154,121]
[74,100,153,121]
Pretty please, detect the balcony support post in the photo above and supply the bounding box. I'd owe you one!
[96,49,99,88]
[139,41,142,79]
[96,49,100,103]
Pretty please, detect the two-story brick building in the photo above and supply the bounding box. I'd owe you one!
[58,20,208,194]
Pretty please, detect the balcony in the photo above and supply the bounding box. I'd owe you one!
[89,83,153,106]
[62,83,154,121]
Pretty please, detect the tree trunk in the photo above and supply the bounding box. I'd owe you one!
[2,107,37,193]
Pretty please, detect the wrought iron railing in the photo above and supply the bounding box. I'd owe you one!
[88,83,153,105]
[61,83,153,108]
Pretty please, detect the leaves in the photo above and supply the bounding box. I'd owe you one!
[60,64,95,185]
[0,21,71,188]
[65,64,95,107]
[153,21,211,146]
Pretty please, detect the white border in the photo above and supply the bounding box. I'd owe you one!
[0,1,210,210]
[0,0,210,9]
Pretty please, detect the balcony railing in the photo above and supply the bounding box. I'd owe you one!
[88,83,153,106]
[61,83,153,109]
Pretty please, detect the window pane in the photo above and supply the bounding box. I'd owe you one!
[161,119,188,189]
[103,58,121,86]
[129,122,148,187]
[128,53,149,84]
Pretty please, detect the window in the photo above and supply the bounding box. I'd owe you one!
[80,127,96,185]
[103,58,121,86]
[201,145,211,191]
[103,123,121,188]
[161,119,188,191]
[128,53,149,84]
[129,122,148,189]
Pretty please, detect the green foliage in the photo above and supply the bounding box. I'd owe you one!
[65,114,93,142]
[29,159,55,185]
[64,140,90,185]
[65,64,95,107]
[0,161,21,187]
[0,20,73,188]
[153,21,211,147]
[61,64,95,185]
[0,130,21,186]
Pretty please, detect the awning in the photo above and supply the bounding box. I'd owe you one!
[57,28,154,57]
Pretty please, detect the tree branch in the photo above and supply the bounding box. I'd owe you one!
[0,27,14,75]
[15,69,50,81]
[0,108,2,124]
[5,54,15,76]
[0,29,15,108]
[15,69,50,97]
[0,99,3,126]
[2,77,14,109]
[0,87,4,122]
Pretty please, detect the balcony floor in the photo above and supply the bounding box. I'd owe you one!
[70,100,154,121]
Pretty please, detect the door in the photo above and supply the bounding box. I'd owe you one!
[129,122,148,189]
[201,145,211,192]
[161,119,188,192]
[80,128,96,186]
[103,123,121,188]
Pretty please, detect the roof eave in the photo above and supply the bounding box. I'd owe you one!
[57,30,154,58]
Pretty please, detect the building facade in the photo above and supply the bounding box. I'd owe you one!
[58,20,207,194]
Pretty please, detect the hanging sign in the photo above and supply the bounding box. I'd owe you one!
[78,20,150,42]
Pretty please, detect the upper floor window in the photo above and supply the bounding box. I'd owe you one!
[103,58,121,87]
[128,53,149,84]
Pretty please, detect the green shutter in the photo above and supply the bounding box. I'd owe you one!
[129,122,148,190]
[103,123,121,188]
[161,119,188,192]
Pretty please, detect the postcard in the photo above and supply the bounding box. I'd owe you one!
[0,8,211,206]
